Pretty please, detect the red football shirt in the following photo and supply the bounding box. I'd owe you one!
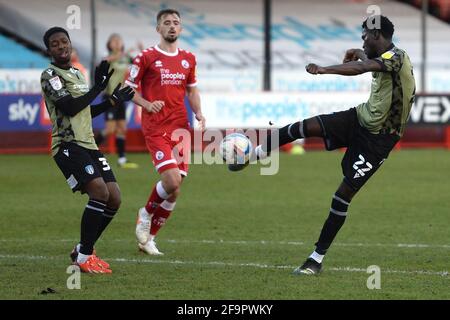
[125,45,197,133]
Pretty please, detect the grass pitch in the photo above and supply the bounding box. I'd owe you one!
[0,149,449,300]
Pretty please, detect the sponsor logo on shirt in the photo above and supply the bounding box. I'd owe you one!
[155,60,163,68]
[160,68,185,86]
[72,84,89,93]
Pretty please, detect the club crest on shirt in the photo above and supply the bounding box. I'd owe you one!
[85,165,95,175]
[181,59,189,69]
[49,76,63,90]
[129,64,140,79]
[156,151,164,161]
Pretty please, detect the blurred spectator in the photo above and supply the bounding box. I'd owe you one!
[95,34,139,169]
[70,48,89,84]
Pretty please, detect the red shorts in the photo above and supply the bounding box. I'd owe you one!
[144,128,190,176]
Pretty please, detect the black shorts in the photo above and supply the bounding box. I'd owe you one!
[104,94,126,121]
[316,108,400,191]
[53,142,116,193]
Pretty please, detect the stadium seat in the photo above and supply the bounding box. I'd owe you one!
[0,34,48,69]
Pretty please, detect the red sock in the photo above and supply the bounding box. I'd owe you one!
[145,181,169,214]
[150,201,176,236]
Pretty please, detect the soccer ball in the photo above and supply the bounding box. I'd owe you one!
[219,133,253,171]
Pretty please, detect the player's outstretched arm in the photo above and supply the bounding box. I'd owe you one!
[305,59,383,76]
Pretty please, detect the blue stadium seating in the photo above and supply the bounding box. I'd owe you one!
[0,34,49,69]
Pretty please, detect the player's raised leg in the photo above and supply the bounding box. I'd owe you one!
[254,117,323,160]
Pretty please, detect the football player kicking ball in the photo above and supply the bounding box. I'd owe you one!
[41,27,134,273]
[253,16,415,275]
[126,9,205,254]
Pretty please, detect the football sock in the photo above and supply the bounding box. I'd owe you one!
[79,199,106,256]
[150,200,176,236]
[77,252,90,264]
[95,207,118,242]
[314,193,350,255]
[145,181,170,213]
[309,251,325,264]
[261,121,307,153]
[116,136,126,159]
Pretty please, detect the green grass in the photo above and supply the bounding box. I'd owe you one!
[0,149,449,299]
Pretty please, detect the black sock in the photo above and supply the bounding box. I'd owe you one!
[95,207,118,242]
[315,193,350,255]
[116,136,125,159]
[79,199,106,255]
[95,132,106,145]
[262,121,307,153]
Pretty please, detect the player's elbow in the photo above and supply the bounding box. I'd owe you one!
[353,62,368,75]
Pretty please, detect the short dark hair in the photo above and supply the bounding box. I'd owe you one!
[106,33,124,53]
[362,15,394,39]
[43,27,70,49]
[156,9,181,25]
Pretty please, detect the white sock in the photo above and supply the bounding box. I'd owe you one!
[77,253,90,264]
[309,251,324,264]
[255,145,268,160]
[118,157,127,165]
[140,207,150,216]
[160,200,176,211]
[76,243,81,252]
[148,235,155,242]
[156,181,170,199]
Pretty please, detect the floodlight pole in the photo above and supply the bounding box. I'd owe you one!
[263,0,272,91]
[421,0,428,93]
[90,0,97,82]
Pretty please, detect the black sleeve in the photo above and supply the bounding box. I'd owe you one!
[90,99,114,118]
[54,85,102,117]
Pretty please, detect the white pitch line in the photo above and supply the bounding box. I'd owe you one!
[0,254,448,277]
[1,238,449,249]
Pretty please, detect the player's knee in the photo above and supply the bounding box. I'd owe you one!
[162,174,181,194]
[108,196,121,210]
[337,180,357,202]
[116,127,126,137]
[87,180,110,202]
[107,188,121,210]
[171,187,180,199]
